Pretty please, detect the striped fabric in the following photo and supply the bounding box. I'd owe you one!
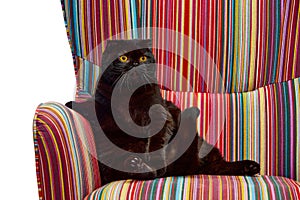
[161,77,300,182]
[61,0,300,95]
[33,82,300,198]
[85,175,300,200]
[34,102,101,200]
[32,0,300,199]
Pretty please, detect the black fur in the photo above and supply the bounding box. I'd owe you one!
[66,40,260,185]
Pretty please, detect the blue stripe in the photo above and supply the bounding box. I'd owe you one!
[130,0,138,38]
[72,0,82,57]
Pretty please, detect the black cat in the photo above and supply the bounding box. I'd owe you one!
[66,39,260,185]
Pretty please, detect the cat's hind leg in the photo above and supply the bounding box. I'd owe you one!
[199,145,260,176]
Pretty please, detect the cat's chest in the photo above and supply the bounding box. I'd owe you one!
[122,102,153,126]
[114,93,162,124]
[97,91,168,132]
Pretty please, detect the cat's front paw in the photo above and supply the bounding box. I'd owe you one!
[241,160,260,176]
[124,155,153,173]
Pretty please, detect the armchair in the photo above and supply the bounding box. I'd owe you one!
[34,0,300,199]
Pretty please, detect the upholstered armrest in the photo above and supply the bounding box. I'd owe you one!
[33,102,101,200]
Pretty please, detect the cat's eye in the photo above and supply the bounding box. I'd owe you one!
[139,56,147,62]
[119,55,128,63]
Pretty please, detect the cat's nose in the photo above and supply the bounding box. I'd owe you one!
[133,62,139,66]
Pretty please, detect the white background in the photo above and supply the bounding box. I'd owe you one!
[0,0,75,199]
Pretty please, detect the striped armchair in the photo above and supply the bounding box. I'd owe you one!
[34,0,300,199]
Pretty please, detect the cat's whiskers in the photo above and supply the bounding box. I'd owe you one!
[143,74,151,84]
[112,72,126,87]
[112,64,156,92]
[125,74,131,91]
[119,73,128,92]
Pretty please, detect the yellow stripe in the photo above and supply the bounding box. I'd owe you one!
[80,1,87,58]
[207,1,212,92]
[39,118,66,199]
[264,1,270,85]
[185,176,191,199]
[232,94,237,160]
[107,0,112,38]
[256,176,268,199]
[232,0,239,91]
[163,177,171,200]
[273,84,279,176]
[100,182,109,199]
[197,93,201,132]
[295,79,300,181]
[243,94,247,159]
[223,2,228,91]
[120,180,131,199]
[238,0,244,91]
[249,0,257,90]
[259,87,266,175]
[238,176,246,197]
[93,1,100,65]
[292,3,300,77]
[218,176,223,199]
[222,1,230,92]
[188,0,193,91]
[161,1,165,86]
[193,0,199,92]
[137,181,143,199]
[124,1,130,39]
[208,176,213,199]
[179,0,185,91]
[99,0,105,52]
[148,0,151,35]
[203,94,207,140]
[249,93,252,159]
[251,92,255,159]
[174,0,179,90]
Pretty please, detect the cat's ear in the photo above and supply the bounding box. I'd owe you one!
[136,39,152,49]
[105,39,152,52]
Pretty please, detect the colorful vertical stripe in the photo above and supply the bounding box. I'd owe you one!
[161,77,300,182]
[33,83,300,199]
[85,175,300,200]
[61,0,300,95]
[33,0,300,199]
[34,102,101,200]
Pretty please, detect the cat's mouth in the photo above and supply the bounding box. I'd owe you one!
[114,65,157,92]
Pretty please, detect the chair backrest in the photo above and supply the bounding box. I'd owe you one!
[61,0,299,97]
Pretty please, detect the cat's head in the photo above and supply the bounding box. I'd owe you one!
[99,39,157,91]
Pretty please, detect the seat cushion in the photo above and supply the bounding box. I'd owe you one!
[84,175,300,200]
